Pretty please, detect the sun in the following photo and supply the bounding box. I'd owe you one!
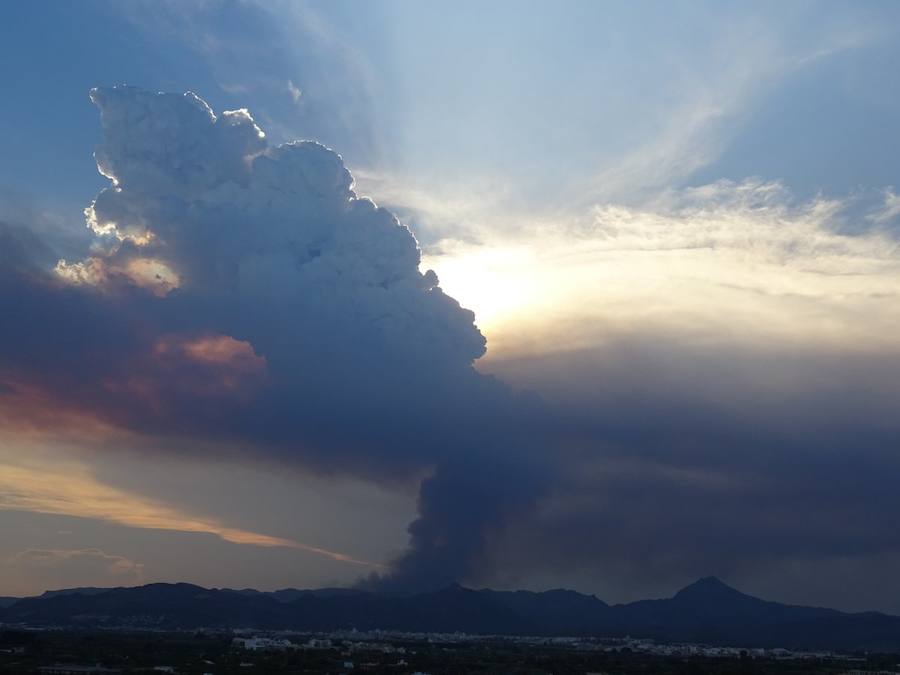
[422,242,540,338]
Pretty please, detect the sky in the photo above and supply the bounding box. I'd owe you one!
[1,0,900,612]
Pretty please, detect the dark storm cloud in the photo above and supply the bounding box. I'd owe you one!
[0,86,551,590]
[481,336,900,599]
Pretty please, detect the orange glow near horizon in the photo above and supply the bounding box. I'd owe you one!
[0,447,384,570]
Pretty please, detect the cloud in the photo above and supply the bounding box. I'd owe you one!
[0,450,379,568]
[0,86,543,591]
[427,179,900,357]
[480,336,900,608]
[1,86,487,448]
[868,189,900,228]
[287,79,302,104]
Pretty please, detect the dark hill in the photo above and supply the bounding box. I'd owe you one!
[3,577,900,651]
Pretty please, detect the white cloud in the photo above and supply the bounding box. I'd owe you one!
[0,446,381,569]
[287,79,302,103]
[425,179,900,358]
[868,189,900,227]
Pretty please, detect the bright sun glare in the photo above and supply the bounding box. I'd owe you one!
[422,244,541,337]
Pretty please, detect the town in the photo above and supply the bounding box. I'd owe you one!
[2,627,899,674]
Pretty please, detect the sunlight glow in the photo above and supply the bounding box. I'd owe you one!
[423,243,546,336]
[422,182,900,361]
[0,447,383,569]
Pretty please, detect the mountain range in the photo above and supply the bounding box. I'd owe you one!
[2,577,900,651]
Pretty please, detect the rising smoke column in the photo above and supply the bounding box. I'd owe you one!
[0,86,551,591]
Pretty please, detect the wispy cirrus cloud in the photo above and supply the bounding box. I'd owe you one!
[0,449,382,569]
[425,179,900,357]
[868,189,900,228]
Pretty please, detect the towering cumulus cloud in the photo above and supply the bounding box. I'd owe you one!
[0,86,546,590]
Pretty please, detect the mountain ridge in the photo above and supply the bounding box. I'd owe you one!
[2,577,899,651]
